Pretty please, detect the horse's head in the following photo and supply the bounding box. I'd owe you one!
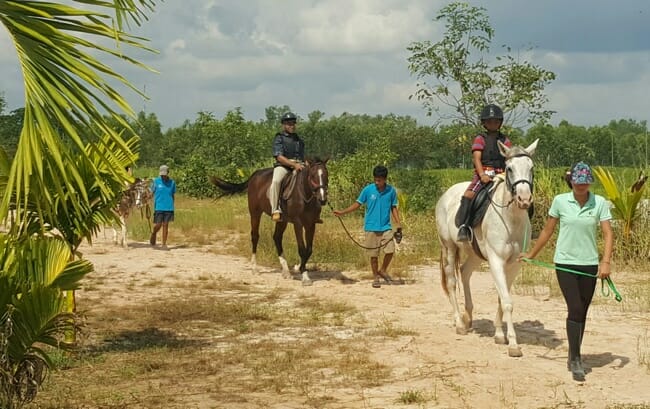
[498,139,539,209]
[132,178,151,208]
[305,157,329,205]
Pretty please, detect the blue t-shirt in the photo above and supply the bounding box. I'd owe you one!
[151,176,176,211]
[356,183,398,232]
[549,191,612,265]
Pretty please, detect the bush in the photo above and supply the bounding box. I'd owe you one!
[392,169,442,213]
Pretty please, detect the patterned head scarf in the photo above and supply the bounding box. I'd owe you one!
[570,162,594,185]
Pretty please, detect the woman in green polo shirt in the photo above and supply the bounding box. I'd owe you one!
[521,162,613,382]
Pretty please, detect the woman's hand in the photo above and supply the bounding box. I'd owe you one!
[517,253,532,263]
[598,261,611,279]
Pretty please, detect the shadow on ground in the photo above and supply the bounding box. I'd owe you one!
[473,318,563,348]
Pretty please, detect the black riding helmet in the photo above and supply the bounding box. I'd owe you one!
[480,104,504,121]
[281,112,297,123]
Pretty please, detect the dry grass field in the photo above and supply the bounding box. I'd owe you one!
[25,222,650,409]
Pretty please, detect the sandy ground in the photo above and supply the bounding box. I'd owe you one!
[78,230,650,409]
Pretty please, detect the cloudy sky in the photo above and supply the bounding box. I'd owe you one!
[1,0,649,130]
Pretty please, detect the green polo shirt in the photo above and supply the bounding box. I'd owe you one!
[548,192,612,265]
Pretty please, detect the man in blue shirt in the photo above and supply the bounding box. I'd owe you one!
[334,165,402,287]
[150,164,177,249]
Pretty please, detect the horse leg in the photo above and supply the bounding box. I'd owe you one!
[460,255,481,330]
[490,258,522,357]
[494,297,506,344]
[120,215,127,248]
[273,222,290,277]
[295,223,315,286]
[440,244,467,335]
[504,262,523,357]
[250,211,262,274]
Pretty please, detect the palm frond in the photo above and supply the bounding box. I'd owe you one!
[593,166,647,237]
[0,0,157,231]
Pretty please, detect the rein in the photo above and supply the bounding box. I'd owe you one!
[488,153,534,208]
[520,225,622,302]
[327,202,395,250]
[299,164,327,204]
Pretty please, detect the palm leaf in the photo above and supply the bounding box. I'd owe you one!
[0,1,157,232]
[1,236,93,290]
[593,166,646,237]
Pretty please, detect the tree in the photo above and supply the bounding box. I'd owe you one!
[0,1,157,406]
[407,2,556,127]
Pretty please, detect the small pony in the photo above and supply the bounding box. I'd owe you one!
[113,178,152,248]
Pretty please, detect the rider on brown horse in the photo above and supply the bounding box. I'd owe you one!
[270,112,305,222]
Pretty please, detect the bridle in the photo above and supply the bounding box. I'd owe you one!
[303,163,328,204]
[490,153,534,208]
[505,153,534,198]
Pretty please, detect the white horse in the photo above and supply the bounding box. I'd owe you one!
[112,178,152,248]
[435,139,538,357]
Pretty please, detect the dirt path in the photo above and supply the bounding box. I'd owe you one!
[78,232,650,409]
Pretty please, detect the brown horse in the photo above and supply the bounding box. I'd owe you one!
[210,158,329,285]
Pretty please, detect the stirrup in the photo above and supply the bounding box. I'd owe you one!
[457,225,473,242]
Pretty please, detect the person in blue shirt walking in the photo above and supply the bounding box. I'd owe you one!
[150,164,177,248]
[334,165,402,288]
[520,162,613,382]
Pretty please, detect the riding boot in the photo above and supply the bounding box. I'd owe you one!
[455,197,472,242]
[567,319,585,381]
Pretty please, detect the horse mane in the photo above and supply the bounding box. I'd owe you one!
[505,145,528,159]
[306,156,328,164]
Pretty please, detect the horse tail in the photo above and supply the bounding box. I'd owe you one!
[209,176,249,194]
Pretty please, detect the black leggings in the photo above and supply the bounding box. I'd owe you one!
[556,264,598,323]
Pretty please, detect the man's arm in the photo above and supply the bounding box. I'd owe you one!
[334,201,361,216]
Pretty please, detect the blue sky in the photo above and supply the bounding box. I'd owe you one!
[1,0,649,130]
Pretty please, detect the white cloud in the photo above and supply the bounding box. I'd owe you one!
[1,0,649,130]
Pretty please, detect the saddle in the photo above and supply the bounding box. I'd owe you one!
[280,171,300,201]
[467,174,506,228]
[278,171,300,215]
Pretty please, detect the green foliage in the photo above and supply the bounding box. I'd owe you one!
[392,169,442,213]
[407,2,555,127]
[328,138,398,207]
[593,167,643,227]
[0,108,23,159]
[1,1,159,407]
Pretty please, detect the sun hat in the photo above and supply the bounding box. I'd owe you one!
[159,165,169,176]
[570,162,594,185]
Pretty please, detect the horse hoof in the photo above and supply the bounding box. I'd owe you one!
[494,336,508,345]
[508,346,523,357]
[282,271,291,279]
[302,279,313,287]
[462,313,472,329]
[456,327,468,335]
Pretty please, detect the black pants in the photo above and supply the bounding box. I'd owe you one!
[556,264,598,322]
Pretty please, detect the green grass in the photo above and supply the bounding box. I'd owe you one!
[396,389,428,405]
[124,166,650,310]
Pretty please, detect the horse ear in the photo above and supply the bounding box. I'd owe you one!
[497,140,510,158]
[524,138,539,156]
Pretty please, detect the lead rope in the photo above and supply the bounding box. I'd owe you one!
[326,202,395,250]
[520,224,622,302]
